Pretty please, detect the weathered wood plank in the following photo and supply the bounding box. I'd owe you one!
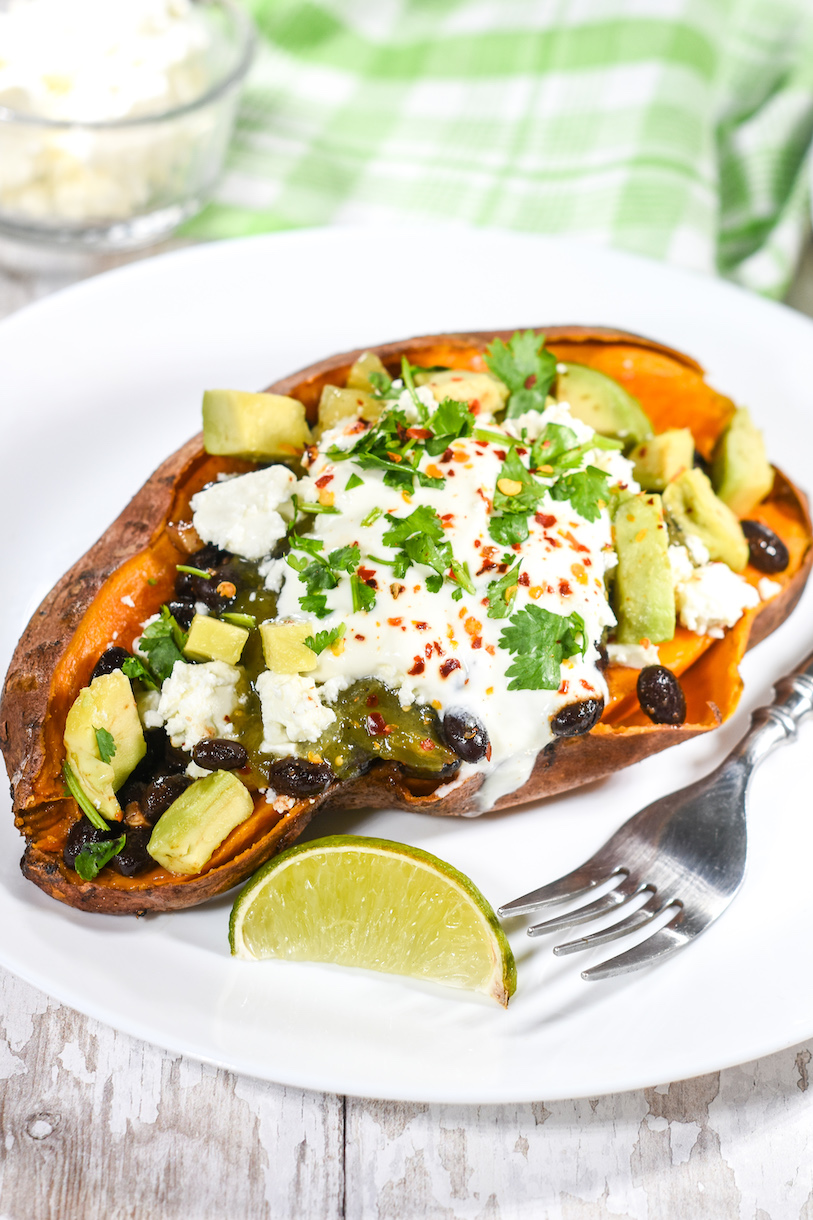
[0,968,344,1220]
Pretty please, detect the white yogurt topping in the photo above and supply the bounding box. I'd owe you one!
[268,400,619,808]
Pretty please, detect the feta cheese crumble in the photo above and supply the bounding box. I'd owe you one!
[191,466,297,562]
[256,672,337,755]
[143,659,242,751]
[674,562,760,638]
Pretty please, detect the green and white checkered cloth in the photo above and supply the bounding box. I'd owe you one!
[185,0,813,299]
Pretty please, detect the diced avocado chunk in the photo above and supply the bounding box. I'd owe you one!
[202,390,312,460]
[260,620,317,673]
[415,369,509,416]
[346,351,389,392]
[711,407,774,517]
[612,493,676,645]
[556,364,653,448]
[147,770,253,875]
[630,429,694,491]
[663,468,749,572]
[184,614,249,665]
[63,670,146,819]
[317,385,382,432]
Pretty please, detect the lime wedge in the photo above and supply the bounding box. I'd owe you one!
[229,835,516,1007]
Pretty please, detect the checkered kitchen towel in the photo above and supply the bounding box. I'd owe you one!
[186,0,813,298]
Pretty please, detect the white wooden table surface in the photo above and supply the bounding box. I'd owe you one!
[1,234,813,1220]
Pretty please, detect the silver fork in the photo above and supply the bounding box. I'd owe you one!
[499,650,813,981]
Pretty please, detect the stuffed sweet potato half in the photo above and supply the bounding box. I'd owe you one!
[2,326,810,915]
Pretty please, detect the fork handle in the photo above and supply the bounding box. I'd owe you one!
[731,649,813,770]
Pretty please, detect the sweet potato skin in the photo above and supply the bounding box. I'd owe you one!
[2,327,811,913]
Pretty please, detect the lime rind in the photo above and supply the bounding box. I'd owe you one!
[229,835,516,1007]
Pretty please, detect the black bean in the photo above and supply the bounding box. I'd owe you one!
[550,697,604,738]
[268,756,335,797]
[111,827,154,876]
[116,777,148,815]
[637,665,686,726]
[742,520,789,575]
[596,643,609,673]
[143,773,193,824]
[189,544,229,569]
[63,817,120,871]
[441,710,490,762]
[90,647,131,682]
[168,598,196,630]
[192,738,249,771]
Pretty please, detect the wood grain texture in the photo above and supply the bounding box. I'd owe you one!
[1,237,813,1220]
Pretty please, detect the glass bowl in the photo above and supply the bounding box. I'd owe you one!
[0,0,254,251]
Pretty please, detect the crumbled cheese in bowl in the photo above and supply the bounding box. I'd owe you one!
[0,0,250,237]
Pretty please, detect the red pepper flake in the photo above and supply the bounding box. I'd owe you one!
[441,448,454,463]
[562,529,589,554]
[580,679,595,692]
[584,557,592,567]
[425,643,434,659]
[558,679,569,695]
[406,426,433,439]
[474,538,482,548]
[440,658,461,678]
[524,373,537,389]
[535,512,556,528]
[476,488,491,508]
[348,419,367,435]
[485,644,496,656]
[518,572,530,586]
[315,473,333,488]
[512,542,521,552]
[408,657,426,676]
[388,617,402,627]
[476,561,497,575]
[495,449,507,461]
[354,633,366,641]
[475,440,488,450]
[419,738,435,751]
[468,399,481,415]
[472,637,482,649]
[441,512,454,522]
[447,469,456,477]
[516,446,528,456]
[366,712,391,736]
[413,621,429,630]
[545,534,561,548]
[558,579,572,596]
[366,693,379,707]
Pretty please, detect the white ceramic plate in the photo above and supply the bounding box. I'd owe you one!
[2,227,813,1104]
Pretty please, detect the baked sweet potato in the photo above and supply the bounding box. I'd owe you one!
[2,326,811,915]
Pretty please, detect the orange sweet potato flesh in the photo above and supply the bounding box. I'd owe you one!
[1,326,810,914]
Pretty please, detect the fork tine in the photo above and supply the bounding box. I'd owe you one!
[527,876,643,937]
[552,894,661,956]
[498,865,624,917]
[581,905,686,980]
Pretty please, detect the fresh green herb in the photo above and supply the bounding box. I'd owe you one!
[176,564,212,579]
[474,426,519,447]
[549,466,610,522]
[381,507,474,593]
[488,514,529,547]
[300,593,330,617]
[121,656,158,690]
[485,330,558,418]
[499,606,587,691]
[528,423,579,470]
[304,623,347,655]
[138,606,188,682]
[345,473,364,490]
[222,612,256,630]
[451,587,463,601]
[486,562,522,619]
[62,762,110,832]
[492,448,547,516]
[361,506,383,527]
[424,397,474,456]
[382,505,444,547]
[94,727,116,764]
[351,573,376,613]
[288,536,361,619]
[74,834,126,881]
[297,501,340,515]
[326,399,443,493]
[425,573,444,593]
[401,357,427,418]
[368,369,397,398]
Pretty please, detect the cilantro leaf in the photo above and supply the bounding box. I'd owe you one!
[529,424,579,470]
[350,574,376,613]
[383,505,444,547]
[121,656,158,690]
[425,397,474,456]
[425,574,443,593]
[549,466,610,522]
[327,545,361,573]
[300,592,330,618]
[492,448,546,516]
[486,562,522,620]
[345,473,364,490]
[74,834,126,881]
[488,514,529,546]
[368,369,397,398]
[304,623,346,655]
[94,727,116,764]
[485,331,557,418]
[138,606,187,683]
[499,606,587,691]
